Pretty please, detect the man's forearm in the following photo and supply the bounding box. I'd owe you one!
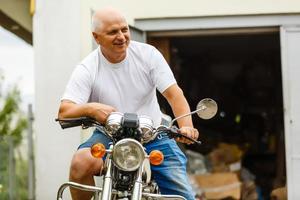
[169,94,194,128]
[58,101,117,124]
[163,85,194,128]
[58,101,92,119]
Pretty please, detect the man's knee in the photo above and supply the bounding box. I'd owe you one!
[70,148,102,180]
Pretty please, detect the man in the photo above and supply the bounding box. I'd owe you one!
[58,7,199,200]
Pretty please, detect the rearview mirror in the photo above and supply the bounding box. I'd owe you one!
[196,98,218,120]
[170,98,218,127]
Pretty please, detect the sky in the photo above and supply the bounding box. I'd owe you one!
[0,26,34,111]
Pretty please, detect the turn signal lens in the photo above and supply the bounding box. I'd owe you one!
[149,150,164,165]
[91,143,106,158]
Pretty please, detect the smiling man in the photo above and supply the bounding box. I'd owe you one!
[91,8,130,63]
[58,7,198,200]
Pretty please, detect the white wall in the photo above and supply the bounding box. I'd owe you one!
[79,0,300,56]
[33,0,81,199]
[280,26,300,200]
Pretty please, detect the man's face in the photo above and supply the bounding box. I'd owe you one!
[93,17,130,56]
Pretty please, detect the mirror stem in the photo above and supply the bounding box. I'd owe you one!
[170,105,207,127]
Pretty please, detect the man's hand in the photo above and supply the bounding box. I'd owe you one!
[176,126,199,145]
[87,103,117,124]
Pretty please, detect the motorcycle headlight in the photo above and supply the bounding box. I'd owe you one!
[112,139,145,171]
[105,112,123,136]
[139,115,154,143]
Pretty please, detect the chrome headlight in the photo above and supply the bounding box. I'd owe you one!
[139,115,155,143]
[105,112,123,136]
[112,139,145,171]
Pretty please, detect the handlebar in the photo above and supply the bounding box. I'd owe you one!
[56,117,201,145]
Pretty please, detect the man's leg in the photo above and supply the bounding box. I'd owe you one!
[69,148,103,200]
[69,130,112,200]
[146,137,196,200]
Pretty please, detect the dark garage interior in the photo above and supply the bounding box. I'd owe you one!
[151,30,286,200]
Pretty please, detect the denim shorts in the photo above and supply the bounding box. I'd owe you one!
[78,129,196,200]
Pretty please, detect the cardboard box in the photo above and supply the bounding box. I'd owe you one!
[270,186,287,200]
[190,172,241,200]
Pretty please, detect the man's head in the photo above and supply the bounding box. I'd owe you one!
[92,7,130,63]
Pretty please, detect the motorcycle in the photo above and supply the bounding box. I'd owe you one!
[55,98,218,200]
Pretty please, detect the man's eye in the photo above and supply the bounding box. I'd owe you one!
[122,28,128,33]
[108,30,118,35]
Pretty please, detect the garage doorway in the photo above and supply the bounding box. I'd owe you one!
[148,29,286,199]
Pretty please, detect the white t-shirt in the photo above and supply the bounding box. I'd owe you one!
[62,41,176,127]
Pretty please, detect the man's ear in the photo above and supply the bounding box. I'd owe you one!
[92,32,99,44]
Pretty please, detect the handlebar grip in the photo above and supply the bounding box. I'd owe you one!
[58,120,84,129]
[55,117,99,129]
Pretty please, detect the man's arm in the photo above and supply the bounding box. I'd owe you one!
[58,100,116,124]
[162,84,199,144]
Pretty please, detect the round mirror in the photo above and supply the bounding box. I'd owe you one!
[196,98,218,119]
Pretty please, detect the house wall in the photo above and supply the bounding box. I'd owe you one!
[79,0,300,56]
[33,0,81,199]
[280,26,300,200]
[0,0,32,32]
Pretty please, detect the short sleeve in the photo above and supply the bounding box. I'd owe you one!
[150,48,176,93]
[61,64,93,104]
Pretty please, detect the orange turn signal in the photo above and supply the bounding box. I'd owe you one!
[91,143,106,158]
[149,150,164,165]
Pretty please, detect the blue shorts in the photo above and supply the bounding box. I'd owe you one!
[78,129,196,200]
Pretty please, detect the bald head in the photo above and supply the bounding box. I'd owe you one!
[91,7,127,33]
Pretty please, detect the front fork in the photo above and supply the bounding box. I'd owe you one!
[101,156,113,200]
[102,157,144,200]
[131,164,144,200]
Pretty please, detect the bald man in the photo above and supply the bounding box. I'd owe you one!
[58,7,198,200]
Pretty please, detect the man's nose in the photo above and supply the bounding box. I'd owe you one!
[116,31,126,40]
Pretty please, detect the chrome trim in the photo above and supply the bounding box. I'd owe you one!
[142,193,187,200]
[105,112,123,136]
[101,156,113,200]
[131,164,144,200]
[56,182,102,200]
[139,115,155,143]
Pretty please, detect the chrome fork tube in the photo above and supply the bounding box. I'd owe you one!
[131,162,144,200]
[101,157,113,200]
